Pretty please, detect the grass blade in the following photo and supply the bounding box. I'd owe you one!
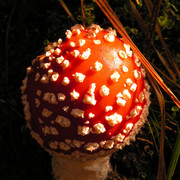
[147,0,162,49]
[154,48,177,81]
[153,64,180,89]
[58,0,76,23]
[128,0,148,36]
[147,119,159,154]
[147,73,166,180]
[167,128,180,180]
[81,0,86,27]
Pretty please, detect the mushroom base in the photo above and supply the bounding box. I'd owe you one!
[51,155,112,180]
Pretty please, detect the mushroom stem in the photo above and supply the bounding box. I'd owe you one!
[51,155,112,180]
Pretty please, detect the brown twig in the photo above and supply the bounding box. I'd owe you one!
[137,137,154,145]
[58,0,76,24]
[81,0,86,28]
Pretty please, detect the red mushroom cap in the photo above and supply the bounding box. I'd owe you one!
[21,24,151,159]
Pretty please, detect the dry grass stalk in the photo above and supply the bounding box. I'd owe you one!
[148,73,166,180]
[58,0,76,23]
[81,0,86,27]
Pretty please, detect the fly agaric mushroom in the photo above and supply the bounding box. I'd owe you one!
[21,24,151,180]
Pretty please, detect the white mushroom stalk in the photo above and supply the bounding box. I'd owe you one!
[21,24,151,180]
[52,155,111,180]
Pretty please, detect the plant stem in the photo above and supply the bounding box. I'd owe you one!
[167,128,180,180]
[81,0,86,28]
[58,0,76,24]
[51,155,112,180]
